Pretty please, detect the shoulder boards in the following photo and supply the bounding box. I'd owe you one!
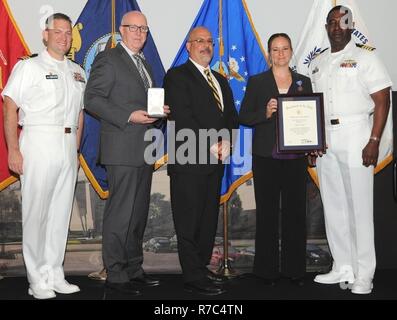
[356,43,376,51]
[18,53,38,60]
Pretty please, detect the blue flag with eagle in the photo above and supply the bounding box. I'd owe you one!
[170,0,269,203]
[71,0,165,198]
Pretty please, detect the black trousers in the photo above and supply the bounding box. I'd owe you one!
[170,169,223,283]
[252,155,307,279]
[103,164,153,283]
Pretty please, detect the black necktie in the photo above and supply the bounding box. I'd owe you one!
[133,53,151,91]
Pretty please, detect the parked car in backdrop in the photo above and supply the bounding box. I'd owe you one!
[143,237,172,253]
[235,246,255,268]
[169,234,178,252]
[210,245,241,267]
[234,244,331,271]
[214,236,231,246]
[306,244,331,272]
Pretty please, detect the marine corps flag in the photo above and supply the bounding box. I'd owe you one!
[170,0,269,203]
[74,0,166,198]
[293,0,393,183]
[0,0,30,191]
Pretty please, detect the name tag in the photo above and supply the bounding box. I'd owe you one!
[46,74,58,80]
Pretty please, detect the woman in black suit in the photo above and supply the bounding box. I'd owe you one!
[239,33,312,286]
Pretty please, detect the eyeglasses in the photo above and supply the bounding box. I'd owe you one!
[188,38,215,46]
[121,24,149,33]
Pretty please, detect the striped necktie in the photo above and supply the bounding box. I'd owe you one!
[204,69,223,111]
[133,53,151,91]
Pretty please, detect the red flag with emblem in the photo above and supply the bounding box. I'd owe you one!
[0,0,30,191]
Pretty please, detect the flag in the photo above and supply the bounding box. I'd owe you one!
[73,0,166,198]
[0,0,30,191]
[293,0,393,184]
[170,0,269,203]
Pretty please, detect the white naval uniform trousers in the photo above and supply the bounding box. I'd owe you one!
[20,126,78,284]
[2,49,85,285]
[310,40,392,280]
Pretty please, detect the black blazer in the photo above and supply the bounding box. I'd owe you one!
[164,59,239,175]
[84,43,158,166]
[239,68,312,157]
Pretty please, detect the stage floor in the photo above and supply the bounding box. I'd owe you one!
[1,270,397,300]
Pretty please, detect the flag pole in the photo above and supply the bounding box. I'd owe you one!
[111,0,116,48]
[217,200,238,277]
[214,0,236,278]
[218,0,225,76]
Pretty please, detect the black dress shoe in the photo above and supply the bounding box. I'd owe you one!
[130,274,160,287]
[184,279,226,296]
[206,270,229,284]
[105,281,141,295]
[290,277,305,287]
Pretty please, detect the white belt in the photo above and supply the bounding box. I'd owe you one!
[22,125,77,134]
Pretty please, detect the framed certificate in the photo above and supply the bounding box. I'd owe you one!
[276,93,326,153]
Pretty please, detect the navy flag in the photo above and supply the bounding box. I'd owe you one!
[170,0,269,203]
[72,0,166,198]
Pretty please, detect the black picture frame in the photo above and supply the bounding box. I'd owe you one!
[276,93,326,153]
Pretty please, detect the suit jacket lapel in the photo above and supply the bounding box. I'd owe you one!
[116,44,148,91]
[268,69,280,95]
[186,60,211,89]
[289,71,304,94]
[269,68,302,95]
[186,60,223,113]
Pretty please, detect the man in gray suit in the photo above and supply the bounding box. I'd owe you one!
[84,11,169,295]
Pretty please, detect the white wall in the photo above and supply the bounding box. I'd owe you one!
[7,0,396,86]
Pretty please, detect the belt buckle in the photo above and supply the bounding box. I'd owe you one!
[330,119,340,125]
[64,127,71,133]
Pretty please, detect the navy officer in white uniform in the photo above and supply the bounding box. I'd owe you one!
[2,13,85,299]
[309,6,392,294]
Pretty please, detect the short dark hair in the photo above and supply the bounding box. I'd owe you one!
[326,5,353,24]
[267,33,292,52]
[45,13,72,29]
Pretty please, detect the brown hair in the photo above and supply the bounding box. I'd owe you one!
[267,33,292,52]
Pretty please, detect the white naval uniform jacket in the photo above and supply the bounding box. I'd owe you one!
[2,49,85,128]
[309,39,392,122]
